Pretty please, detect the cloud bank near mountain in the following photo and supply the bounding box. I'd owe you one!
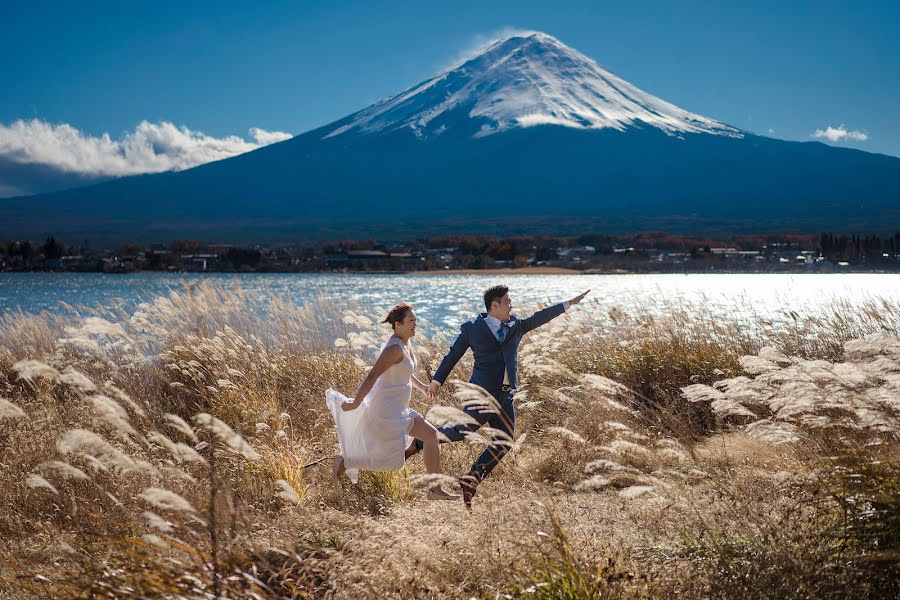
[0,119,292,178]
[812,124,869,143]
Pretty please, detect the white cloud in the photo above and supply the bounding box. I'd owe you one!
[247,127,293,145]
[0,119,292,177]
[811,124,868,143]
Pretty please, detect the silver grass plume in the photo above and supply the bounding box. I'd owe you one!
[746,419,800,444]
[425,405,479,428]
[12,359,61,382]
[26,474,58,495]
[546,426,586,444]
[164,413,199,443]
[193,413,260,460]
[38,461,90,481]
[618,485,655,499]
[275,480,301,505]
[90,394,140,441]
[0,397,26,420]
[147,431,183,462]
[138,487,197,513]
[143,510,175,532]
[57,367,97,393]
[58,429,157,475]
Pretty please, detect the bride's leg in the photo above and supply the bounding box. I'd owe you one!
[409,416,460,500]
[409,416,440,474]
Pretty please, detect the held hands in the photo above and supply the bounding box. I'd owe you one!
[568,289,591,306]
[426,381,441,400]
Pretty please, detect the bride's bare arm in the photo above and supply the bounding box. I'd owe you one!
[411,374,429,395]
[342,345,404,412]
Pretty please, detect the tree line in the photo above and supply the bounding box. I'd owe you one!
[819,232,900,261]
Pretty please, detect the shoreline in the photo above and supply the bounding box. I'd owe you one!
[411,266,584,275]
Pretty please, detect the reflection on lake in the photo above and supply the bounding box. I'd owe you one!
[2,272,900,332]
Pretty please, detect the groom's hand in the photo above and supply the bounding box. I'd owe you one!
[567,289,591,306]
[427,381,441,399]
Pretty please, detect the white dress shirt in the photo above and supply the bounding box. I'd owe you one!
[484,301,571,386]
[433,302,571,388]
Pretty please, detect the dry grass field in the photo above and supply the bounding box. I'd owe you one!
[0,282,898,599]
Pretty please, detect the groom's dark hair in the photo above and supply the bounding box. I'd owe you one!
[483,285,509,311]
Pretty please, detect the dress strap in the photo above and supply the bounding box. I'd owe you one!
[383,336,403,350]
[383,336,413,364]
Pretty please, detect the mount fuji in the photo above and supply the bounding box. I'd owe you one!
[3,32,900,242]
[323,32,741,141]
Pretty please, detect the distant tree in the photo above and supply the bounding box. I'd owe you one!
[41,236,65,260]
[223,247,261,269]
[119,242,143,256]
[170,239,200,253]
[820,233,832,257]
[576,234,612,249]
[483,240,514,260]
[456,236,484,255]
[863,234,882,261]
[535,246,558,261]
[7,241,34,266]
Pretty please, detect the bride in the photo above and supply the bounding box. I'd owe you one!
[325,302,460,500]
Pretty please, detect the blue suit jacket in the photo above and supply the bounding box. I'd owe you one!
[433,303,566,393]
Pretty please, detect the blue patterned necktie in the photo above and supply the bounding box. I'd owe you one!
[496,323,507,342]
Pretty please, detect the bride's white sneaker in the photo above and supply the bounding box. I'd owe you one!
[426,486,461,501]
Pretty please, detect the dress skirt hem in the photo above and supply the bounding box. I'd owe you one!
[325,388,419,483]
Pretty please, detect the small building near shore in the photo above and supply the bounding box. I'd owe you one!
[325,250,419,271]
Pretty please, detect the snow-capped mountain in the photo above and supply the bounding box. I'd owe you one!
[325,32,741,140]
[3,31,900,242]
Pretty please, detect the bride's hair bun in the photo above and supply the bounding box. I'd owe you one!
[382,302,413,327]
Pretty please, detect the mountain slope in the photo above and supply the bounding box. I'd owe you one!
[324,32,741,140]
[2,32,899,242]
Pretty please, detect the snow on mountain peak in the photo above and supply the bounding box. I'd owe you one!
[325,32,742,140]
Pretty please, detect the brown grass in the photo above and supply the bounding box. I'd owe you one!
[0,282,898,599]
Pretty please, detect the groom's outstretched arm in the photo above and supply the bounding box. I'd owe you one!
[432,324,471,386]
[518,303,566,334]
[519,289,590,333]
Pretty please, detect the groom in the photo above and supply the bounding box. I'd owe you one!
[407,285,590,508]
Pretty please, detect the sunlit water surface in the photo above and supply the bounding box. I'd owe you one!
[2,273,899,333]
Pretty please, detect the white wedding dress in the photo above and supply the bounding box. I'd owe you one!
[325,336,420,483]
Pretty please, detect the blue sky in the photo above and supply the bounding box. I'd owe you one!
[2,0,899,159]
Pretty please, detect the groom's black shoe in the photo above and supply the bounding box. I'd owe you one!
[459,475,478,509]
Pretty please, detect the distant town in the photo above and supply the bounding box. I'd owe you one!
[2,232,900,273]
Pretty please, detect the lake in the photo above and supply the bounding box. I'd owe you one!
[2,272,900,331]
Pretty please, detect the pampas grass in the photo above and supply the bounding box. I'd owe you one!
[0,281,898,599]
